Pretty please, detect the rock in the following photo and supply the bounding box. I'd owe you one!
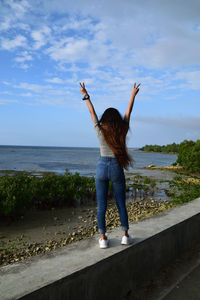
[148,164,156,168]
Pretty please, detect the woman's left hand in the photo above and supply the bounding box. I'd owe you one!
[79,82,88,96]
[131,82,141,97]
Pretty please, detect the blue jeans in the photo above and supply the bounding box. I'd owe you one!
[95,156,129,234]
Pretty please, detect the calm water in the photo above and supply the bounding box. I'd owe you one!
[0,146,177,177]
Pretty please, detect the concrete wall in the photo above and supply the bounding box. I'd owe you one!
[1,198,200,300]
[21,207,200,300]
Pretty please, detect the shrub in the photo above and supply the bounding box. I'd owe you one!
[177,140,200,172]
[169,176,200,205]
[0,173,32,216]
[0,171,96,217]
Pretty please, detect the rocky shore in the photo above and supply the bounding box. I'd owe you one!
[146,164,183,170]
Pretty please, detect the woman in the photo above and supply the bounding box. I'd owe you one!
[79,82,140,248]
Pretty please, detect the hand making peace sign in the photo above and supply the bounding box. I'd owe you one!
[79,82,88,96]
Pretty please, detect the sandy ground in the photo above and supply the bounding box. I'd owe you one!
[0,200,98,246]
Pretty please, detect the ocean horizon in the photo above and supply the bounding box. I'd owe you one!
[0,145,139,150]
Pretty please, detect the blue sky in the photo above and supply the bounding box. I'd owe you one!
[0,0,200,147]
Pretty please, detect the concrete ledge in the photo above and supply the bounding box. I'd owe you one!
[1,198,200,300]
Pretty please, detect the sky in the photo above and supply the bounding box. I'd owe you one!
[0,0,200,148]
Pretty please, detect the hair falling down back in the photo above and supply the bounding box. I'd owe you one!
[99,108,133,169]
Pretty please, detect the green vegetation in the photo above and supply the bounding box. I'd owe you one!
[0,170,159,219]
[177,140,200,173]
[140,139,200,173]
[166,176,200,205]
[139,142,179,153]
[140,139,200,204]
[0,170,96,218]
[126,174,157,200]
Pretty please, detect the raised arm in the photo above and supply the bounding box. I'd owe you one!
[124,82,141,122]
[79,82,98,121]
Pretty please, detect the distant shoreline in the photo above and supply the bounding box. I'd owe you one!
[137,150,177,155]
[0,145,178,154]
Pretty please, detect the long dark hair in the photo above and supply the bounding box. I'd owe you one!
[99,108,133,169]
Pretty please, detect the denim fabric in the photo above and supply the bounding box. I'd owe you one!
[95,156,129,234]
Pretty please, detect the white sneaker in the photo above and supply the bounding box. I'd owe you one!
[121,235,133,245]
[99,238,109,249]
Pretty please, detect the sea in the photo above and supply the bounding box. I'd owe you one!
[0,146,177,177]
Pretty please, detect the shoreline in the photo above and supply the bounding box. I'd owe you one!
[137,150,178,155]
[143,165,200,178]
[143,165,183,170]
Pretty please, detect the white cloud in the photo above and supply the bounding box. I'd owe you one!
[45,77,66,84]
[15,51,33,63]
[0,0,200,104]
[19,63,29,69]
[1,35,27,50]
[46,37,89,62]
[45,77,77,84]
[1,0,200,73]
[0,98,20,105]
[2,81,10,86]
[61,17,94,31]
[38,0,200,68]
[14,82,53,93]
[0,18,12,31]
[13,81,74,99]
[0,91,14,96]
[7,0,30,18]
[20,92,33,97]
[175,70,200,90]
[16,22,30,31]
[31,26,51,49]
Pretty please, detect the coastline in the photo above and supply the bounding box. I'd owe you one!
[144,165,183,170]
[136,149,178,155]
[144,164,200,178]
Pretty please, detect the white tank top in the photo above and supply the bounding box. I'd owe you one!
[93,118,115,157]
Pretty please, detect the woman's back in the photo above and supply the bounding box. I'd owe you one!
[96,108,131,169]
[93,117,115,158]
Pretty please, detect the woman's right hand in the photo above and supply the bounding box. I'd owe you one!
[131,82,141,97]
[79,82,88,96]
[124,82,141,122]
